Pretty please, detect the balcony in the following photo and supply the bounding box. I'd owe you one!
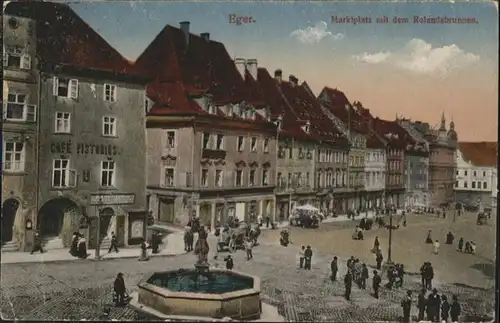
[202,149,226,159]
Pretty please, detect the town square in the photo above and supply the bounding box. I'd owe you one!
[1,0,497,322]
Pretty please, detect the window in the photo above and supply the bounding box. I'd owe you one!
[472,182,476,189]
[237,136,244,151]
[473,171,477,177]
[456,170,459,175]
[216,134,224,150]
[250,137,257,152]
[235,170,243,187]
[464,181,468,188]
[102,117,117,136]
[202,133,211,149]
[288,147,293,159]
[263,139,269,153]
[3,142,25,172]
[464,170,468,176]
[215,170,223,188]
[262,170,269,186]
[55,112,71,133]
[483,171,486,177]
[101,161,115,187]
[104,84,117,102]
[5,93,36,121]
[277,172,283,186]
[249,170,256,186]
[201,169,208,187]
[163,168,174,187]
[52,159,76,188]
[4,46,31,69]
[483,182,487,189]
[166,131,175,148]
[53,77,79,99]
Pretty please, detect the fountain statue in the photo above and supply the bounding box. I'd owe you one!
[194,227,210,271]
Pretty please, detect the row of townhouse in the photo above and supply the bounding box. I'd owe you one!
[1,2,459,252]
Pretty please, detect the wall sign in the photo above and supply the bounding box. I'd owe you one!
[131,220,144,238]
[50,140,119,156]
[89,193,136,206]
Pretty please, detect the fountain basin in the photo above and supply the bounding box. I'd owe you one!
[133,269,261,320]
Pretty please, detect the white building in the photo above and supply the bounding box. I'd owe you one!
[455,142,497,209]
[364,135,386,209]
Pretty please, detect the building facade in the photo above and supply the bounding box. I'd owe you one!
[422,115,458,206]
[2,11,39,251]
[364,134,386,209]
[139,24,277,229]
[4,1,149,251]
[455,142,497,209]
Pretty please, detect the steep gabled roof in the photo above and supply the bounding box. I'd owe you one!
[458,142,498,167]
[5,1,137,75]
[372,118,414,149]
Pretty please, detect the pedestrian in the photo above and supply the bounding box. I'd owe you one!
[372,236,380,253]
[427,288,441,322]
[108,232,119,253]
[187,228,194,252]
[360,263,369,289]
[184,227,191,252]
[113,273,126,306]
[139,239,149,261]
[441,294,450,323]
[77,234,87,259]
[298,246,305,269]
[344,271,352,301]
[417,289,427,321]
[426,230,433,244]
[330,256,338,281]
[376,250,383,270]
[304,246,313,270]
[265,215,271,228]
[151,232,160,254]
[224,255,234,270]
[257,214,263,227]
[457,237,464,252]
[426,263,434,290]
[69,232,79,257]
[401,290,412,323]
[372,270,381,299]
[450,295,461,323]
[433,240,440,254]
[31,232,44,254]
[245,237,253,260]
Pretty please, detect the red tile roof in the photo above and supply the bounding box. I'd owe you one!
[5,1,139,76]
[458,142,498,167]
[372,118,415,150]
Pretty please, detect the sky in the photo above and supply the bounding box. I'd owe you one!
[68,1,498,142]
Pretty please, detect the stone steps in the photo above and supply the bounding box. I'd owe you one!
[1,240,20,252]
[43,237,64,250]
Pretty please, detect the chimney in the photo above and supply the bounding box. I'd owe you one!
[200,32,210,41]
[246,59,258,80]
[289,75,298,87]
[274,69,282,83]
[179,21,190,46]
[234,58,246,80]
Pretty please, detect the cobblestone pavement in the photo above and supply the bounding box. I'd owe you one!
[1,242,495,322]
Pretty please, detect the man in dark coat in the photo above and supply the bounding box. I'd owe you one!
[151,232,160,254]
[372,270,382,299]
[108,232,119,253]
[441,294,450,322]
[304,246,313,270]
[344,271,352,300]
[330,256,338,281]
[401,290,412,323]
[457,237,464,252]
[417,289,427,321]
[360,263,369,289]
[425,263,434,290]
[70,232,79,257]
[31,232,44,254]
[450,295,461,323]
[376,250,383,270]
[113,273,126,306]
[224,255,234,270]
[427,288,441,322]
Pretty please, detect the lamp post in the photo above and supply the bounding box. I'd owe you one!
[386,197,394,265]
[94,197,104,260]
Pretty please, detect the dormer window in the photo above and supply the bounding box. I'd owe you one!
[232,105,240,117]
[303,124,310,133]
[208,104,215,115]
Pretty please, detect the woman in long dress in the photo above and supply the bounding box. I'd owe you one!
[77,235,88,259]
[70,232,79,257]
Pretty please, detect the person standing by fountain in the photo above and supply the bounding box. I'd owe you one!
[113,273,127,306]
[304,246,313,270]
[139,239,149,261]
[245,237,253,260]
[224,255,234,270]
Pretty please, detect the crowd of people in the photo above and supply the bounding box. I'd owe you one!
[426,230,478,256]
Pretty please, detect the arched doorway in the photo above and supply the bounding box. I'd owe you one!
[1,199,20,244]
[38,198,80,238]
[99,207,114,240]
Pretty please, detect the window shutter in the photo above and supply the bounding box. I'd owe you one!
[113,86,117,102]
[69,169,77,187]
[3,52,7,66]
[53,77,59,96]
[69,79,79,99]
[21,54,31,70]
[26,105,36,122]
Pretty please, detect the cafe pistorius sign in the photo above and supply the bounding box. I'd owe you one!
[51,140,120,156]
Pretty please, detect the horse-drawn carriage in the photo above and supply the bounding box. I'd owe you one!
[217,222,260,253]
[477,211,489,225]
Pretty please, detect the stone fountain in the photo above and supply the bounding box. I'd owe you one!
[128,229,281,321]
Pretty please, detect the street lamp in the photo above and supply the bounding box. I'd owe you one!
[94,197,104,260]
[386,197,395,265]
